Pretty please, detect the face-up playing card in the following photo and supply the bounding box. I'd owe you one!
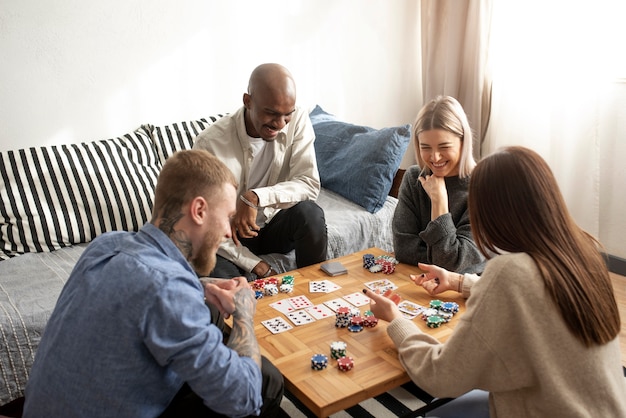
[398,301,425,319]
[286,310,316,326]
[287,295,314,309]
[365,279,398,293]
[309,280,329,293]
[269,299,296,315]
[261,317,293,334]
[342,291,371,307]
[305,304,335,319]
[309,280,341,293]
[324,297,354,312]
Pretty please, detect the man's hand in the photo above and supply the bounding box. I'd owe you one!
[232,191,261,244]
[202,277,251,319]
[363,288,402,323]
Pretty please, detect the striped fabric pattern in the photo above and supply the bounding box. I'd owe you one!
[147,114,225,164]
[0,127,159,258]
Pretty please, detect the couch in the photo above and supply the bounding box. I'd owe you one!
[0,106,411,406]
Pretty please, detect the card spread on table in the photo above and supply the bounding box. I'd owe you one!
[305,303,334,319]
[324,297,354,312]
[261,317,293,334]
[286,310,316,326]
[269,299,296,314]
[287,295,314,309]
[309,280,341,293]
[364,279,398,293]
[342,291,371,307]
[398,301,425,318]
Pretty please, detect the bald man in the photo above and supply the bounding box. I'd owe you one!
[194,63,327,280]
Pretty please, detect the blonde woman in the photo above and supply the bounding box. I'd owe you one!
[392,96,484,274]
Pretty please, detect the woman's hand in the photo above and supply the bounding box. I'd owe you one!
[411,263,462,295]
[363,288,402,323]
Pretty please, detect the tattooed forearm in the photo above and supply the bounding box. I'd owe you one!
[227,288,262,368]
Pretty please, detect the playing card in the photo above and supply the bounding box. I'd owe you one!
[287,310,316,326]
[305,304,335,319]
[398,301,425,318]
[365,279,398,293]
[261,317,293,334]
[287,295,314,309]
[269,299,296,314]
[309,280,329,293]
[342,291,371,307]
[324,297,354,312]
[309,280,341,293]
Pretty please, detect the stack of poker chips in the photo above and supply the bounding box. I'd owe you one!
[363,311,379,327]
[254,290,264,299]
[348,315,364,333]
[252,279,265,292]
[330,341,347,359]
[311,353,328,370]
[279,275,294,293]
[337,356,354,372]
[264,283,278,296]
[421,299,460,327]
[335,307,352,328]
[362,253,399,274]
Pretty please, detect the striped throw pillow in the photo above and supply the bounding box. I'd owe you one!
[148,115,225,165]
[0,127,159,258]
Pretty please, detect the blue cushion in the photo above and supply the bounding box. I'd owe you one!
[310,105,411,213]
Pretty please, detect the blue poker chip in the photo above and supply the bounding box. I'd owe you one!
[311,353,328,370]
[348,324,363,333]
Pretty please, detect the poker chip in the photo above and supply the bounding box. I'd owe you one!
[311,354,328,370]
[254,290,264,299]
[335,307,351,328]
[363,316,378,327]
[363,310,374,317]
[264,283,278,296]
[348,324,363,333]
[441,301,459,313]
[437,311,454,322]
[252,279,265,291]
[265,277,279,285]
[330,341,347,359]
[279,284,293,293]
[426,315,444,328]
[337,356,354,371]
[368,264,383,273]
[429,300,443,310]
[421,308,440,320]
[380,261,395,274]
[350,316,364,326]
[281,275,295,285]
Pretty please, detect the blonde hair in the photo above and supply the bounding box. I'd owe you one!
[414,96,476,178]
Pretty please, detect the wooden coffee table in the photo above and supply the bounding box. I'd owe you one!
[253,248,466,417]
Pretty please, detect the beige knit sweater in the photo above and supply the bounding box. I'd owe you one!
[387,253,626,417]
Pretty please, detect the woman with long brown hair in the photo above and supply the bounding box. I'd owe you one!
[367,146,626,417]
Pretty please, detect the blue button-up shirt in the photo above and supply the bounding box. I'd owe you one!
[24,223,262,417]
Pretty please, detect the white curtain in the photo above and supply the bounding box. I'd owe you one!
[420,0,492,158]
[483,0,626,239]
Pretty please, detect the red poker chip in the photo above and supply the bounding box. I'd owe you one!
[337,356,354,371]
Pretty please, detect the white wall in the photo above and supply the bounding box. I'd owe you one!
[0,0,421,151]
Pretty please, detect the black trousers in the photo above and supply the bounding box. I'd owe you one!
[211,201,328,279]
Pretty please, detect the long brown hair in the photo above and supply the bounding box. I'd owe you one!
[469,146,619,346]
